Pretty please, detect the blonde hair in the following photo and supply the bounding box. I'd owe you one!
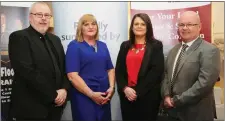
[75,14,99,42]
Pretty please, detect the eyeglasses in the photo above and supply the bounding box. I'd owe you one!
[30,13,52,19]
[177,23,199,28]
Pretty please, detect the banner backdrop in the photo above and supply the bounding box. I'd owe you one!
[52,2,128,120]
[0,5,29,121]
[130,2,211,56]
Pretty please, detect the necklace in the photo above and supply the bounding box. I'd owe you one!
[132,43,146,54]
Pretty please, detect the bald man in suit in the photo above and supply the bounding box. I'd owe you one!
[161,11,220,121]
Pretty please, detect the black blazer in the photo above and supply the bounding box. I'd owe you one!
[115,39,164,99]
[8,26,71,119]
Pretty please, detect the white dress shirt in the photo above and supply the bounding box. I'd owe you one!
[171,37,199,80]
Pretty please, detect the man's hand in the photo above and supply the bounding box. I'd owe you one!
[124,87,137,101]
[164,96,174,108]
[55,89,67,106]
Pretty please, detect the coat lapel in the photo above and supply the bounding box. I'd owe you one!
[168,44,181,81]
[46,34,63,70]
[174,38,202,79]
[26,27,50,60]
[138,42,152,78]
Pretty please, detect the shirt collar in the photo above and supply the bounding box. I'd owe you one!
[182,36,199,47]
[29,25,47,38]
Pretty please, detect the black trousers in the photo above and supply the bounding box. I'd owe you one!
[45,105,64,121]
[119,93,161,121]
[9,106,64,121]
[157,107,181,121]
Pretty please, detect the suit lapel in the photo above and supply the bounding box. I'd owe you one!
[138,42,152,78]
[168,44,181,80]
[185,37,202,55]
[26,27,49,60]
[46,34,60,60]
[46,34,63,70]
[174,38,202,79]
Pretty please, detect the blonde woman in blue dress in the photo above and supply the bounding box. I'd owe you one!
[66,14,115,121]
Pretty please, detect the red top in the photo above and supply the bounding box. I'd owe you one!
[126,44,146,87]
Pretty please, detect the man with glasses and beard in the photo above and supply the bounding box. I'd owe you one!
[8,2,70,121]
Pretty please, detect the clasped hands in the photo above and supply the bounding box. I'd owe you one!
[164,96,174,108]
[89,87,114,105]
[55,89,67,106]
[124,87,137,101]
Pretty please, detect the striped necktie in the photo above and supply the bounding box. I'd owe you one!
[170,44,188,95]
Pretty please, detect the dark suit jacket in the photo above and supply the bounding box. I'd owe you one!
[8,26,71,119]
[115,39,164,100]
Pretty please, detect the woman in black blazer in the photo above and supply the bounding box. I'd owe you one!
[115,13,164,121]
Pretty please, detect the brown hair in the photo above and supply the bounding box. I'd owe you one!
[129,13,155,47]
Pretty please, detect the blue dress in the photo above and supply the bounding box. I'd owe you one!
[66,40,114,121]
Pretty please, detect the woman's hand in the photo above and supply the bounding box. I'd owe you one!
[89,92,107,105]
[124,87,137,101]
[101,87,115,105]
